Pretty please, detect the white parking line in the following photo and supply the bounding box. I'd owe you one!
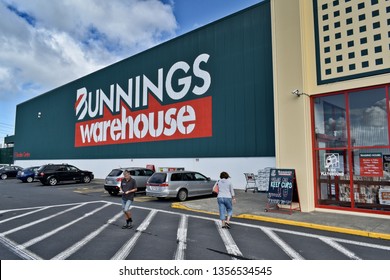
[0,234,41,260]
[111,209,157,260]
[261,228,304,260]
[21,203,113,248]
[319,237,361,260]
[258,226,390,252]
[215,220,243,260]
[0,201,104,214]
[1,201,390,260]
[174,214,188,260]
[52,211,124,260]
[0,206,51,224]
[0,203,87,236]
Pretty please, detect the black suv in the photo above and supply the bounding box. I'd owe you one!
[35,164,94,186]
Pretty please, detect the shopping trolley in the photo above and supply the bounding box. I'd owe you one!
[244,173,258,192]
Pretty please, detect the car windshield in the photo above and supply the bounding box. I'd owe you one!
[108,169,123,177]
[37,166,47,172]
[148,173,167,184]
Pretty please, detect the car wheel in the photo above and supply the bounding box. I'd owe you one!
[48,177,58,186]
[1,174,7,180]
[26,177,34,183]
[177,189,188,202]
[82,175,91,183]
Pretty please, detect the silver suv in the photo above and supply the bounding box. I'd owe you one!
[146,170,216,201]
[104,167,154,196]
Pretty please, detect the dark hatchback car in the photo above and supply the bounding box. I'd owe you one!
[17,166,41,183]
[0,166,23,180]
[35,164,94,186]
[104,167,154,196]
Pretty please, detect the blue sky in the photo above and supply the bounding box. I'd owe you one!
[0,0,262,145]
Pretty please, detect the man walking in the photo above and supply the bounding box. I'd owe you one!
[120,170,137,229]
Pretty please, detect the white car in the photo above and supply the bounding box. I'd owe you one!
[104,167,154,196]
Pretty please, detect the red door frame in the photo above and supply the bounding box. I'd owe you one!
[311,83,390,215]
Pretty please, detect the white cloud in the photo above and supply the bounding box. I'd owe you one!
[0,0,178,100]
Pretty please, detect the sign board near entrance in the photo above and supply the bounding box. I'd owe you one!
[267,169,297,205]
[359,153,383,177]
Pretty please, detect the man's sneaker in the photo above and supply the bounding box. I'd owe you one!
[122,224,128,229]
[127,223,133,229]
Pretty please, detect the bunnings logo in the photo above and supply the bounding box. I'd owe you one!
[74,53,212,147]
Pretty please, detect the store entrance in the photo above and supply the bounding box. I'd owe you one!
[312,85,390,214]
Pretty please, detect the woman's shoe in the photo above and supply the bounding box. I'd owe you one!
[225,222,231,229]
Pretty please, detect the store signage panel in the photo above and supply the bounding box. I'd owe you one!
[267,169,296,205]
[321,153,344,176]
[74,53,212,147]
[359,153,383,177]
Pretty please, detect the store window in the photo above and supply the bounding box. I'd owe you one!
[349,88,388,147]
[314,94,347,148]
[312,84,390,214]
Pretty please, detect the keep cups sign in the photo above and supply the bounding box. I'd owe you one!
[268,169,296,205]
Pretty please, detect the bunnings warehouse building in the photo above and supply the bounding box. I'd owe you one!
[13,0,390,216]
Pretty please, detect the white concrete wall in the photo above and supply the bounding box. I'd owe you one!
[15,157,275,189]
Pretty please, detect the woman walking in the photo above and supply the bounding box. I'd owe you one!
[216,171,236,229]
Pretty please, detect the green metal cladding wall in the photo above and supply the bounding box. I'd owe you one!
[14,1,274,160]
[0,147,13,164]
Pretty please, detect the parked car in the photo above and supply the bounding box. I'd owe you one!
[35,164,94,186]
[0,165,23,180]
[16,166,41,183]
[104,167,154,196]
[146,170,216,201]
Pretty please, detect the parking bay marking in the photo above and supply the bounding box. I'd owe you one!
[22,202,113,248]
[1,201,390,260]
[111,209,157,260]
[174,214,188,260]
[215,220,243,260]
[52,211,124,260]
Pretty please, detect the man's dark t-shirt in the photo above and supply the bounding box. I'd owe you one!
[121,178,137,201]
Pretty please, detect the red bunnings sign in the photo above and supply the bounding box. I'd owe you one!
[74,53,212,147]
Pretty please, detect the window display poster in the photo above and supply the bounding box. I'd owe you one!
[321,153,344,176]
[383,155,390,173]
[359,153,383,177]
[379,188,390,205]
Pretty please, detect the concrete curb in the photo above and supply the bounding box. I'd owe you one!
[171,202,390,241]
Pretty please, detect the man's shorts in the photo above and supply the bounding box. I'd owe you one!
[122,199,133,211]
